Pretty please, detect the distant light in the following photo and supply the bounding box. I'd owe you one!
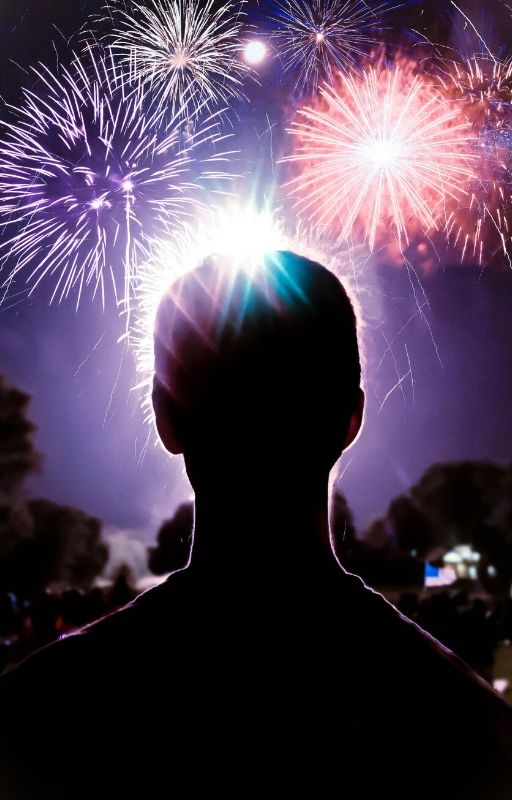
[425,563,457,588]
[316,31,324,43]
[487,564,497,577]
[244,40,267,65]
[122,179,134,192]
[90,198,104,210]
[444,551,462,564]
[444,544,481,564]
[456,544,480,562]
[493,679,509,695]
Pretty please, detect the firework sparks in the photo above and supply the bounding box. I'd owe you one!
[263,0,395,96]
[130,204,362,424]
[438,55,512,265]
[111,0,249,115]
[283,61,476,251]
[445,56,512,123]
[0,46,233,306]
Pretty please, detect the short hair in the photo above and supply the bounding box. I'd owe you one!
[154,250,360,456]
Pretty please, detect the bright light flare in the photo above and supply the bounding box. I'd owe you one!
[243,40,268,65]
[209,206,285,270]
[131,205,288,423]
[283,62,477,251]
[130,205,364,426]
[360,138,401,167]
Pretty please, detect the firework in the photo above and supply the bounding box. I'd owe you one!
[283,61,476,251]
[111,0,248,116]
[263,0,394,96]
[0,47,233,305]
[131,204,362,424]
[438,55,512,265]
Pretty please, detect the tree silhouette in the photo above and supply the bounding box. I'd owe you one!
[0,373,108,596]
[0,375,40,502]
[148,503,194,575]
[331,489,423,589]
[365,460,512,594]
[0,498,108,596]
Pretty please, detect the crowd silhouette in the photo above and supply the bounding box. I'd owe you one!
[0,570,136,676]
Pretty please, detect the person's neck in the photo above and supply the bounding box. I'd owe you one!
[186,458,339,582]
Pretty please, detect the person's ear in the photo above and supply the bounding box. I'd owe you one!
[343,387,365,450]
[152,377,183,455]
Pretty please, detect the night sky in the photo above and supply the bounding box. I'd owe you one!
[0,1,511,552]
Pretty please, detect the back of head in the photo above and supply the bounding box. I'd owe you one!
[153,250,360,468]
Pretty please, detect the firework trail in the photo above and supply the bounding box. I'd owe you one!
[0,46,233,306]
[438,54,512,265]
[283,59,476,251]
[263,0,395,96]
[110,0,248,116]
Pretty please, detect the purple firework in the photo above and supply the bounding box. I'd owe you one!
[0,46,232,305]
[263,0,396,97]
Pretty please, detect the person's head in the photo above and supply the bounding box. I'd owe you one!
[153,250,364,484]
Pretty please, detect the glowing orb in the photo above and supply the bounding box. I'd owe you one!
[244,40,267,65]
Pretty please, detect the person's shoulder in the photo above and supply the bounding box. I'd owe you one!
[334,572,512,795]
[0,572,188,697]
[0,605,127,714]
[0,574,194,798]
[343,573,512,708]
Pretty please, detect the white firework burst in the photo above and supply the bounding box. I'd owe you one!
[111,0,249,115]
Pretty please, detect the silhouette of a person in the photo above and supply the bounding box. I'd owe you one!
[1,251,511,798]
